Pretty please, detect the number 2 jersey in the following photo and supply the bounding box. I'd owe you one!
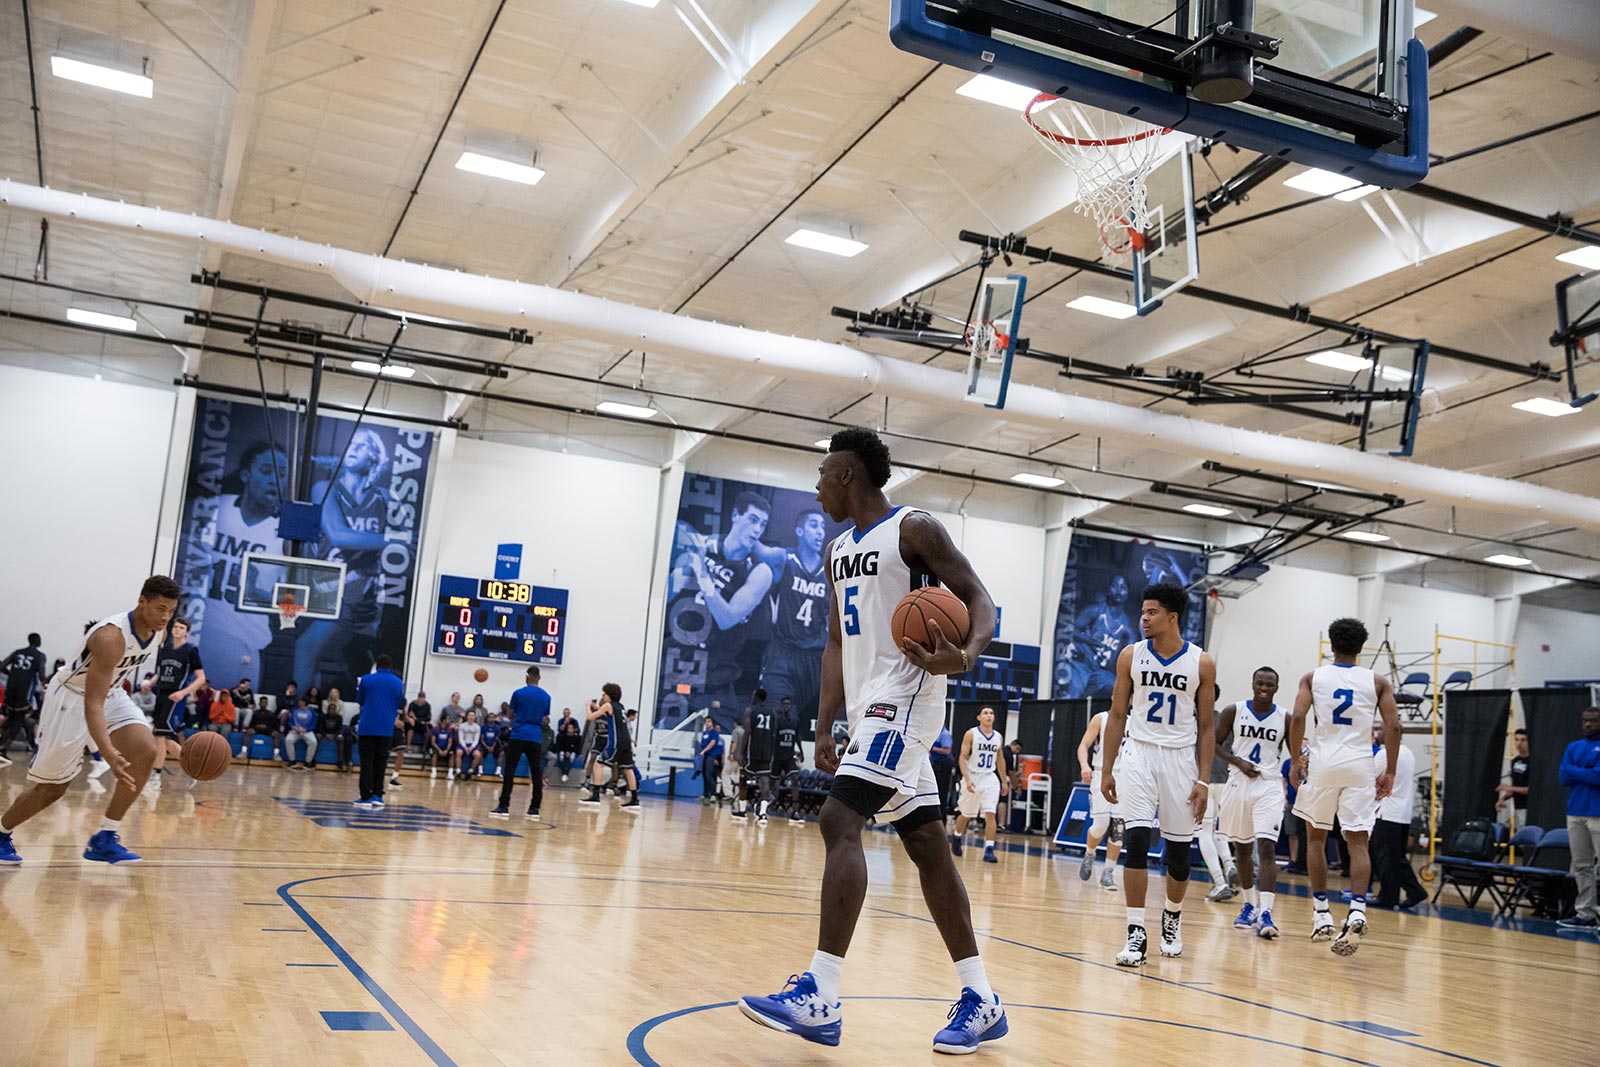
[829,506,946,746]
[1308,663,1379,786]
[1127,639,1204,748]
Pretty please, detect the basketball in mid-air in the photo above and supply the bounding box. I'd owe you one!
[180,731,232,782]
[892,586,971,651]
[473,667,489,683]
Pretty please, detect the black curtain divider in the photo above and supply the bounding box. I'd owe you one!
[1014,700,1056,764]
[949,701,1010,755]
[1048,698,1094,838]
[1440,689,1511,845]
[1519,687,1594,833]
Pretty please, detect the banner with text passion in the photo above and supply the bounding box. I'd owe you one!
[173,395,434,698]
[1051,534,1207,699]
[654,473,850,736]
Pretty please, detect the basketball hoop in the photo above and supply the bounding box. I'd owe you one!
[1023,93,1171,266]
[277,599,305,630]
[1207,588,1225,617]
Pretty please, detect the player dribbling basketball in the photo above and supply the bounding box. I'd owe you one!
[740,428,1007,1055]
[1100,583,1216,967]
[0,576,179,866]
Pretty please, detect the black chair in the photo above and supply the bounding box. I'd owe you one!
[1501,829,1577,919]
[1432,818,1509,911]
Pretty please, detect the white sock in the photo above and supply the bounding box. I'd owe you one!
[808,950,844,1004]
[1260,891,1275,913]
[955,955,994,1001]
[1126,906,1145,928]
[99,815,121,833]
[1198,829,1226,884]
[1164,897,1183,915]
[759,800,769,816]
[1314,897,1332,915]
[984,839,995,850]
[1248,886,1259,907]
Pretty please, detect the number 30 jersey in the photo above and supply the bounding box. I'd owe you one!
[1309,663,1378,779]
[829,506,946,744]
[1128,639,1204,749]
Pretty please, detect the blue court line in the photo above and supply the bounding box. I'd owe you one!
[865,904,1503,1067]
[276,874,457,1067]
[625,998,1396,1067]
[1341,1020,1420,1038]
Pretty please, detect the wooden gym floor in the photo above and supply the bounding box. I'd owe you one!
[0,759,1592,1066]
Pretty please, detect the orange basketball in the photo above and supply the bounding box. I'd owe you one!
[892,586,971,651]
[473,667,489,683]
[180,731,232,782]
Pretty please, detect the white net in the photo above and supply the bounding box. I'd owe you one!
[1023,94,1170,266]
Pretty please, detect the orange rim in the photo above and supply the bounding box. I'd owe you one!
[1023,92,1171,146]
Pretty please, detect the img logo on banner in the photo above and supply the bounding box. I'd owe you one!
[495,543,523,580]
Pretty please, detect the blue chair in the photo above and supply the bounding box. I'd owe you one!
[1502,829,1576,918]
[315,738,338,766]
[227,731,245,757]
[1395,671,1431,708]
[1507,824,1544,861]
[247,734,274,761]
[1441,670,1473,691]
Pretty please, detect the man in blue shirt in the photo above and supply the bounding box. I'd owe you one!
[354,655,406,810]
[697,719,724,802]
[491,666,551,820]
[1557,706,1600,930]
[930,726,955,821]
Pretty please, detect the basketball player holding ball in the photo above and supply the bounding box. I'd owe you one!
[741,428,1008,1055]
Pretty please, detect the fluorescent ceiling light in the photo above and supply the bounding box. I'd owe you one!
[1182,503,1233,518]
[351,360,415,378]
[955,74,1039,110]
[51,56,153,98]
[1414,8,1437,27]
[814,438,832,449]
[1334,184,1379,202]
[785,229,867,258]
[617,0,661,6]
[1305,350,1371,373]
[1511,397,1579,417]
[596,400,658,420]
[1010,472,1065,488]
[1484,553,1532,567]
[455,151,545,186]
[1556,246,1600,271]
[66,307,137,332]
[1340,530,1391,543]
[1283,168,1365,197]
[1066,294,1137,320]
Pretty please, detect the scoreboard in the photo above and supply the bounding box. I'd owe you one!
[431,574,569,665]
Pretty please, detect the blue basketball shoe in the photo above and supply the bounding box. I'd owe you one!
[738,972,842,1046]
[1233,902,1257,929]
[1257,909,1280,939]
[0,831,21,866]
[83,830,141,864]
[933,987,1008,1055]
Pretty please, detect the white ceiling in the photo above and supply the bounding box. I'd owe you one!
[2,0,1598,601]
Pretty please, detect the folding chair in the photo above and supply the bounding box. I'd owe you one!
[1394,671,1431,709]
[1502,829,1577,919]
[1440,670,1473,692]
[1432,820,1508,911]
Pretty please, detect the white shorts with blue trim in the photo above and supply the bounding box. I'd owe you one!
[835,717,938,824]
[28,685,150,785]
[1115,738,1200,842]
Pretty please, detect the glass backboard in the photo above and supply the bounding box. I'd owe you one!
[238,552,346,620]
[1556,271,1600,407]
[1359,340,1428,457]
[966,274,1025,408]
[1132,144,1199,314]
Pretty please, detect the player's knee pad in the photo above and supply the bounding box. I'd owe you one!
[1165,840,1192,881]
[1088,814,1110,839]
[1123,825,1153,869]
[1108,817,1125,845]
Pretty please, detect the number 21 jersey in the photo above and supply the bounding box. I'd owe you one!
[1128,640,1203,748]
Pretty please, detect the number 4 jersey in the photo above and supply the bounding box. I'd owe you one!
[1128,639,1204,748]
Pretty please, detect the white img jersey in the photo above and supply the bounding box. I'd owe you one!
[829,507,947,745]
[199,494,282,603]
[1128,639,1204,748]
[1229,702,1286,780]
[51,613,160,698]
[1087,710,1109,771]
[967,727,1005,780]
[1310,663,1378,768]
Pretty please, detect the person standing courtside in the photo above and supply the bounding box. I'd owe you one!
[145,618,205,793]
[0,633,49,765]
[491,667,550,821]
[1370,725,1425,910]
[1556,707,1600,931]
[1100,583,1216,968]
[740,428,1007,1054]
[353,655,405,810]
[1288,617,1400,957]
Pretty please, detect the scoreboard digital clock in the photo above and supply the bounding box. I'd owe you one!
[431,574,569,665]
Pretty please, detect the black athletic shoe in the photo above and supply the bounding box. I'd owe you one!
[578,788,602,806]
[488,806,510,820]
[1115,925,1148,968]
[949,833,964,857]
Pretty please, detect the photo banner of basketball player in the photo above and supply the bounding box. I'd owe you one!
[654,473,850,735]
[172,394,435,697]
[1051,534,1208,699]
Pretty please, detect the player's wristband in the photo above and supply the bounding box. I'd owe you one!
[1195,780,1209,790]
[959,649,970,672]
